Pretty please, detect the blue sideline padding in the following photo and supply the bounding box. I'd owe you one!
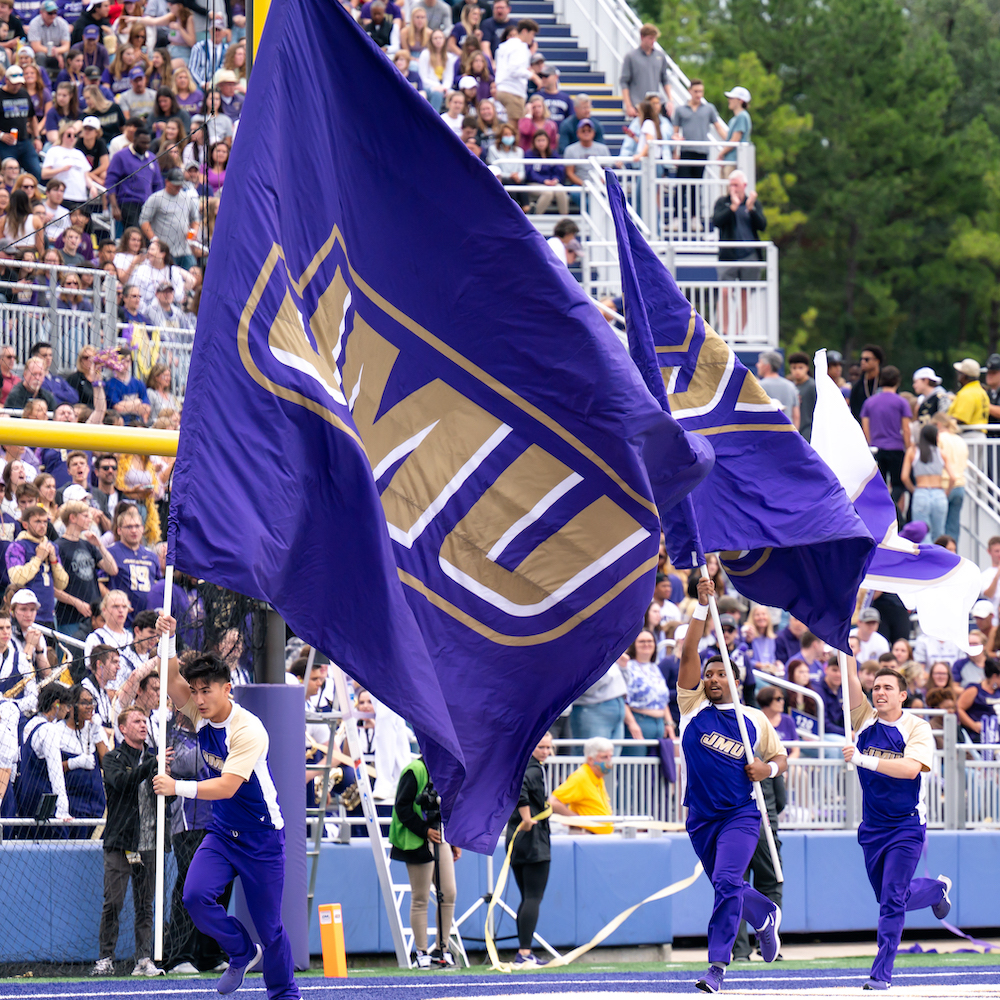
[0,830,992,961]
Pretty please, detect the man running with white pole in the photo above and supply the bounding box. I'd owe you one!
[679,576,786,993]
[841,654,953,990]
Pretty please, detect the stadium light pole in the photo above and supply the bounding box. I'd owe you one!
[699,564,783,882]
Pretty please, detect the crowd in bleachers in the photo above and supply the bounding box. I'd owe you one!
[0,0,235,330]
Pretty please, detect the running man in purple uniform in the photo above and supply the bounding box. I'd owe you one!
[152,615,301,999]
[841,655,953,991]
[679,578,786,993]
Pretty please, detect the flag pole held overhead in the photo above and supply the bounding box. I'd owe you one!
[699,564,783,883]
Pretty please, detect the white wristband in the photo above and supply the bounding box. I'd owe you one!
[768,760,779,779]
[855,753,879,772]
[164,634,176,660]
[692,604,709,621]
[174,780,197,798]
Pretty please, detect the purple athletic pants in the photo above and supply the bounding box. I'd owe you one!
[859,821,945,984]
[688,806,777,964]
[184,828,301,1000]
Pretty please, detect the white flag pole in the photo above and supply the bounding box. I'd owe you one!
[153,564,174,962]
[700,565,783,882]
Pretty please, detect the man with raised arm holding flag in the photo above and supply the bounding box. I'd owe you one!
[841,654,953,991]
[678,575,786,994]
[152,614,301,1000]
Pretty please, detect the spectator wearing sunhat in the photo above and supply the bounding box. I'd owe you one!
[913,366,948,421]
[117,63,154,120]
[948,357,990,440]
[27,1,71,76]
[720,85,751,179]
[213,67,243,122]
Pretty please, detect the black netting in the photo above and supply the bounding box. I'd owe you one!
[0,581,266,977]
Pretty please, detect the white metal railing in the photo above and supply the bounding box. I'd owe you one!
[0,261,118,369]
[580,239,779,348]
[961,459,1000,566]
[543,713,972,831]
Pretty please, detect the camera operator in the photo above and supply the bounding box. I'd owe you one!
[388,756,460,969]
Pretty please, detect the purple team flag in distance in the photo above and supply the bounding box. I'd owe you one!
[606,171,875,650]
[168,0,712,851]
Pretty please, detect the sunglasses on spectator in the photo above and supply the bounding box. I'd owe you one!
[99,463,117,471]
[722,626,737,633]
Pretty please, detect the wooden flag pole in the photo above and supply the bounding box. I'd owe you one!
[699,565,783,883]
[153,565,174,962]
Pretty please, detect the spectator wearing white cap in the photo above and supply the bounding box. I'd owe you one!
[719,85,751,179]
[619,24,672,122]
[187,10,229,90]
[41,118,99,208]
[28,1,70,75]
[0,65,42,180]
[913,366,948,421]
[971,599,996,653]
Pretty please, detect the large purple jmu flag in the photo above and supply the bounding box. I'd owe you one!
[168,0,710,850]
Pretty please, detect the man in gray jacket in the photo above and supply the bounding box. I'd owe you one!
[619,24,672,120]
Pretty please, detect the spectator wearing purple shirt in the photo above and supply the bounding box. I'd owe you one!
[860,365,911,506]
[105,128,162,232]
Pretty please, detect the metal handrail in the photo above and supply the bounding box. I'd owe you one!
[753,669,825,741]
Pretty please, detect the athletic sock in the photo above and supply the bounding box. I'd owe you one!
[711,962,726,970]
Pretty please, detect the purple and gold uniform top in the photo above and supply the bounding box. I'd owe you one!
[678,681,784,819]
[179,698,284,834]
[850,701,933,827]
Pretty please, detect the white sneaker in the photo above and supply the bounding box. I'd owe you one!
[171,962,200,975]
[413,949,432,970]
[132,958,165,977]
[90,957,113,976]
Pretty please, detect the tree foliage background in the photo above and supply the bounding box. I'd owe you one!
[639,0,1000,384]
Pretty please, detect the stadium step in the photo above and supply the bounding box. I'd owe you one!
[508,0,556,12]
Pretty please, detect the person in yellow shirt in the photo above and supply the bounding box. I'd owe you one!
[548,736,613,834]
[948,358,989,437]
